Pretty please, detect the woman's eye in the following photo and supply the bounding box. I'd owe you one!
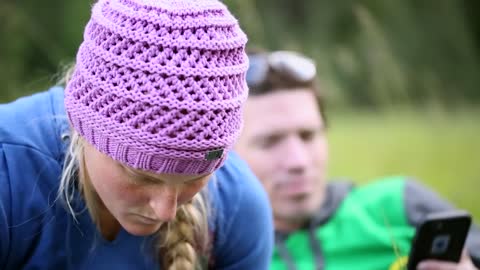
[126,174,156,185]
[299,127,324,142]
[139,177,161,185]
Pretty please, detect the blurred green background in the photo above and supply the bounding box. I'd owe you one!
[1,1,479,220]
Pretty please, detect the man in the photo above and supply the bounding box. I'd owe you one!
[235,50,480,270]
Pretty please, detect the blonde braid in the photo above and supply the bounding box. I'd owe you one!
[157,190,210,270]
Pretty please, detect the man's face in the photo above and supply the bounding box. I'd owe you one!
[235,89,328,231]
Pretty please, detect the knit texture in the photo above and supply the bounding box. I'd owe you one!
[65,0,248,175]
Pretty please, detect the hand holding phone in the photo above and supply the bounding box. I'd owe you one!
[407,210,472,270]
[415,250,478,270]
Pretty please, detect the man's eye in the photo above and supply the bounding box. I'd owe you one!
[258,136,281,149]
[300,128,323,142]
[300,131,315,142]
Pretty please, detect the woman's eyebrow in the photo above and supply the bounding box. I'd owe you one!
[123,165,209,183]
[122,166,155,181]
[129,170,161,182]
[184,175,209,183]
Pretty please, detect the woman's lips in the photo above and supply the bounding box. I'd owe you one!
[134,214,161,225]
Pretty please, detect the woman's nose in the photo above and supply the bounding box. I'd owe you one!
[149,186,179,222]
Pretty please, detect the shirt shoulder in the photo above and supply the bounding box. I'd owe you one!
[0,87,68,161]
[0,88,68,268]
[208,151,274,269]
[339,176,409,227]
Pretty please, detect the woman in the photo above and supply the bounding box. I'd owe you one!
[0,0,273,269]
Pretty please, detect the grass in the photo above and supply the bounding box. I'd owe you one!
[326,107,480,222]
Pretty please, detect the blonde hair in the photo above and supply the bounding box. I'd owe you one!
[58,122,211,270]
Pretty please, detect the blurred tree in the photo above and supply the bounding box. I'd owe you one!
[1,0,479,109]
[225,0,480,108]
[0,0,91,101]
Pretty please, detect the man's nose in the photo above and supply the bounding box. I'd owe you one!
[149,185,179,222]
[281,135,310,172]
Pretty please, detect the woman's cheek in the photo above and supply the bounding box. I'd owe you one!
[178,180,209,204]
[111,180,150,205]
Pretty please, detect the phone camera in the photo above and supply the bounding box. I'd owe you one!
[431,234,450,255]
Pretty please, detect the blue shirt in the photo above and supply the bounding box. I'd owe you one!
[0,87,273,270]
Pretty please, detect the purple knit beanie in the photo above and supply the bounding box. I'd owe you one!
[65,0,248,175]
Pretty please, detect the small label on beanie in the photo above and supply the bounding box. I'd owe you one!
[205,149,224,160]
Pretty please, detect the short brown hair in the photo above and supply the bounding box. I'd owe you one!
[246,51,328,125]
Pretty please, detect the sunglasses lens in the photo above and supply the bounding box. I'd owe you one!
[246,55,269,87]
[268,51,316,82]
[246,51,316,88]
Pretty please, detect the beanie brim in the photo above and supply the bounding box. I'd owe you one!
[67,109,227,175]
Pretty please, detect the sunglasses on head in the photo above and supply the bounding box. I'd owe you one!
[246,51,317,88]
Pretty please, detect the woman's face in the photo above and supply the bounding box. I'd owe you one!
[83,142,211,236]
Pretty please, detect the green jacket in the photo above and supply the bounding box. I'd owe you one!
[271,176,480,270]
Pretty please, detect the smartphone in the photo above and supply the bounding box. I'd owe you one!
[407,210,472,270]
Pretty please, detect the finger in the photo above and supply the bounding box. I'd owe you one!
[417,260,457,270]
[459,249,471,262]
